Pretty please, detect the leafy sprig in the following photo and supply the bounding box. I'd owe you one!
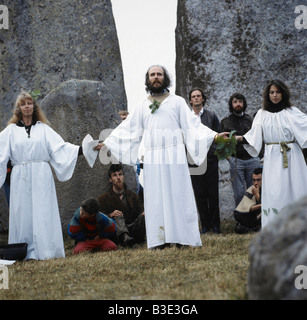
[214,130,237,160]
[149,100,161,114]
[29,89,41,101]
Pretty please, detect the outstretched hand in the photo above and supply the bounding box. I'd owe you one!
[93,142,104,151]
[217,132,230,140]
[235,135,243,142]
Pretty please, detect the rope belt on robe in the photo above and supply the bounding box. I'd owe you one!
[265,140,295,168]
[11,160,48,180]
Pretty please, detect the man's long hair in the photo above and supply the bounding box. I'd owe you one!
[262,79,291,110]
[145,65,171,93]
[228,93,247,113]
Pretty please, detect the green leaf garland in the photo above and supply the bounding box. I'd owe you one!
[214,130,237,160]
[149,100,161,114]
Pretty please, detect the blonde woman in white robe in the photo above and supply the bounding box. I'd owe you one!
[236,80,307,228]
[0,92,81,260]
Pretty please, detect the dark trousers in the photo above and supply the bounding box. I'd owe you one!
[234,210,261,229]
[191,161,220,230]
[114,214,146,243]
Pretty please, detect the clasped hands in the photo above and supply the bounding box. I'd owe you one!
[93,132,232,151]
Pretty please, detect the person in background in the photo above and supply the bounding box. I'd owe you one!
[68,198,117,254]
[189,88,221,234]
[234,167,262,234]
[98,164,145,247]
[118,110,129,121]
[235,80,307,228]
[221,93,261,206]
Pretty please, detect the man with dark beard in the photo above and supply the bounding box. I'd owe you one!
[221,93,261,206]
[98,164,145,247]
[95,65,229,249]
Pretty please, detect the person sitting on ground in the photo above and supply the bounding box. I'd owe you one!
[234,167,263,234]
[68,198,117,254]
[98,164,146,247]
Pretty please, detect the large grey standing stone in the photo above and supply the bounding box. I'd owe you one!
[248,195,307,300]
[175,0,307,220]
[0,0,127,232]
[176,0,307,119]
[0,0,126,126]
[39,80,136,234]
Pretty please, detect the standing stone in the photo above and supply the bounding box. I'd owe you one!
[176,0,307,118]
[248,195,307,300]
[0,0,126,125]
[175,0,307,220]
[0,0,128,232]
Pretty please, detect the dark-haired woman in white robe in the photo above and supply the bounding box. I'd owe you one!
[236,80,307,228]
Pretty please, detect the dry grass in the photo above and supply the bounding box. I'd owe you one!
[0,222,256,300]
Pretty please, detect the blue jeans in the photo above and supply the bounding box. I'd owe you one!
[229,157,261,206]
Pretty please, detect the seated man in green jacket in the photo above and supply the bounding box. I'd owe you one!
[68,198,117,254]
[98,164,146,247]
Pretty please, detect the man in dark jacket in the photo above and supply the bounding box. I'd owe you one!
[221,93,260,206]
[188,88,221,234]
[98,164,146,247]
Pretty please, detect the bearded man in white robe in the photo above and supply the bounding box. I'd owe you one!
[95,65,228,249]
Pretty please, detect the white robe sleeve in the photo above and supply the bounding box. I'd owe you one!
[243,109,263,157]
[103,105,144,166]
[285,107,307,149]
[178,97,216,166]
[0,126,12,187]
[44,124,79,182]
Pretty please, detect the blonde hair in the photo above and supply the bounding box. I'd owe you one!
[7,91,50,125]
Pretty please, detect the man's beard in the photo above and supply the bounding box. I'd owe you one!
[147,81,167,94]
[233,107,243,115]
[115,181,124,191]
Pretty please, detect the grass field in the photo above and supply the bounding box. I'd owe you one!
[0,222,256,300]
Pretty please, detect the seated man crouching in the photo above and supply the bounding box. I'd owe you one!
[98,164,146,247]
[234,167,262,234]
[68,198,117,254]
